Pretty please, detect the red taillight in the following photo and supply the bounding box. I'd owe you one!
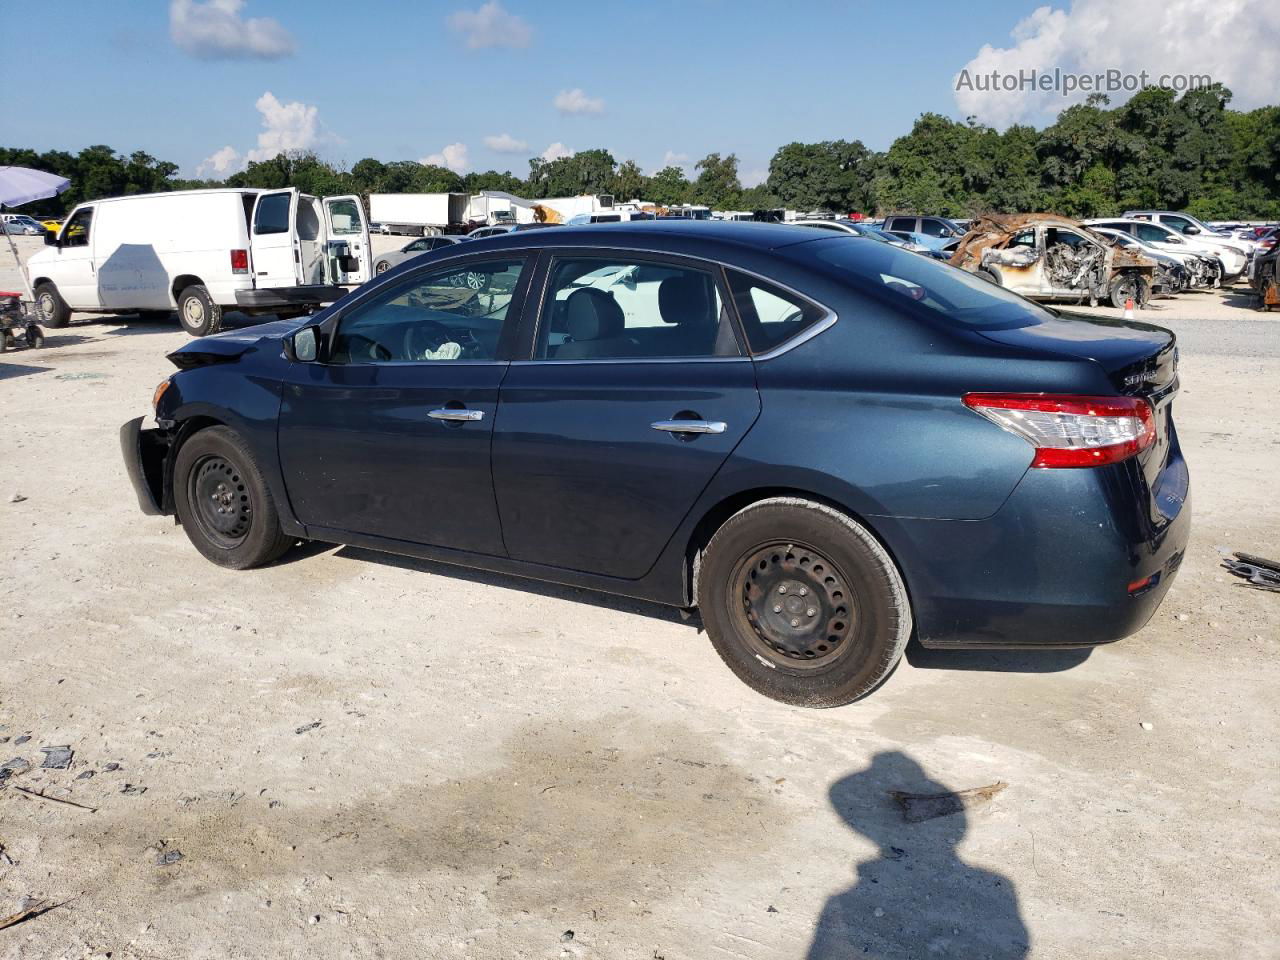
[962,393,1155,468]
[230,249,249,273]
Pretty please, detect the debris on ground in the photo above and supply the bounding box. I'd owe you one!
[39,746,73,769]
[7,493,25,503]
[0,757,32,784]
[75,770,94,780]
[148,841,183,866]
[295,721,322,735]
[890,781,1008,823]
[0,898,62,931]
[1222,552,1280,593]
[1140,722,1154,731]
[120,783,146,796]
[0,840,14,866]
[13,786,98,813]
[13,736,30,746]
[103,762,121,772]
[560,930,575,942]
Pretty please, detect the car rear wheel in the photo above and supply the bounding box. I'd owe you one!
[697,498,912,707]
[375,260,390,274]
[1109,273,1149,309]
[177,284,223,337]
[34,282,70,328]
[173,426,295,569]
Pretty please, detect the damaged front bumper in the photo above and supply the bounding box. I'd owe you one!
[120,416,171,516]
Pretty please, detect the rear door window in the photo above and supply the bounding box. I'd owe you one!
[535,256,740,360]
[254,193,291,235]
[886,217,916,232]
[725,272,828,355]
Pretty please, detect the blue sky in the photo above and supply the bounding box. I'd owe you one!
[4,1,1274,182]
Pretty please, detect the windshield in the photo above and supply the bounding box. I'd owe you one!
[800,236,1055,330]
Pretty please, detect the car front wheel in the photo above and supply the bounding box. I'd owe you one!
[177,284,223,337]
[173,426,295,569]
[697,498,912,707]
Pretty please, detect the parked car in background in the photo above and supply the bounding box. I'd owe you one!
[881,215,965,250]
[951,214,1156,307]
[1120,211,1252,277]
[25,188,372,336]
[1250,242,1279,310]
[1089,227,1189,294]
[1085,218,1224,288]
[374,234,462,274]
[122,221,1188,708]
[468,223,558,239]
[39,218,63,234]
[793,219,932,254]
[1,214,44,235]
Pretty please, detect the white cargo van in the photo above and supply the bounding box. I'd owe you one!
[25,188,371,336]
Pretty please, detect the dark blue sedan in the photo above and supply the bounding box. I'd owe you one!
[122,222,1189,707]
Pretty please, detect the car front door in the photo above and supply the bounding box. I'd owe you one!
[322,195,372,284]
[277,255,531,554]
[491,251,761,579]
[250,189,301,287]
[49,205,100,309]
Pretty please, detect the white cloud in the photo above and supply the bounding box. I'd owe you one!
[954,0,1280,128]
[553,88,604,115]
[169,0,294,60]
[246,92,321,162]
[197,145,242,177]
[657,150,691,174]
[422,143,470,173]
[540,142,574,162]
[484,132,529,153]
[447,1,532,49]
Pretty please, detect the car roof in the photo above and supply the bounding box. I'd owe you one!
[466,219,827,253]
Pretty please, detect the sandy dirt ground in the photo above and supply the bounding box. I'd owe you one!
[1,234,1278,959]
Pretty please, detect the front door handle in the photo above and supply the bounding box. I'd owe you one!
[429,408,485,422]
[651,419,726,435]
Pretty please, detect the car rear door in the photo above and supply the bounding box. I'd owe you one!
[322,195,372,284]
[249,189,301,287]
[491,249,761,579]
[277,254,532,554]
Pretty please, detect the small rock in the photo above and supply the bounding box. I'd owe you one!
[76,770,95,780]
[873,907,885,918]
[560,930,575,943]
[40,745,74,769]
[295,721,322,735]
[14,735,30,745]
[156,848,183,866]
[121,783,147,795]
[104,762,121,772]
[1174,613,1189,622]
[8,493,26,503]
[308,914,321,925]
[0,757,32,782]
[1140,722,1153,731]
[766,905,779,913]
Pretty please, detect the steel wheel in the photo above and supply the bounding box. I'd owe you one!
[188,455,252,549]
[376,260,390,274]
[730,541,856,670]
[37,291,57,321]
[183,294,206,329]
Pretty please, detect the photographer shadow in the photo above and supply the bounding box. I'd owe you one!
[807,752,1029,959]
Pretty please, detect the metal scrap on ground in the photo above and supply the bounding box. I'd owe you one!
[39,746,73,769]
[1222,552,1280,593]
[890,781,1008,823]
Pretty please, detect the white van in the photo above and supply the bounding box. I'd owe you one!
[25,188,371,336]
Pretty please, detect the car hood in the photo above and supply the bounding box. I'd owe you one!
[167,315,308,369]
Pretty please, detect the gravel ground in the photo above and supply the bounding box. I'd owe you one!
[1,234,1277,959]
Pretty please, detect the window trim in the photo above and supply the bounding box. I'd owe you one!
[519,247,750,365]
[725,267,838,361]
[318,253,533,365]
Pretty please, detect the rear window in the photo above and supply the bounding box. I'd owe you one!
[254,193,291,235]
[804,236,1055,330]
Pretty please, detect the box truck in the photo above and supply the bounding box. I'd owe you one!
[368,193,469,236]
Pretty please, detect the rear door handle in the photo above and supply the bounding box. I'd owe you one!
[429,408,485,422]
[651,419,726,435]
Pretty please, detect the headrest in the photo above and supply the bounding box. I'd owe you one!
[565,288,625,341]
[659,274,712,325]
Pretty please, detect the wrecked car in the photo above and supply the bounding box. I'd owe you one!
[1249,243,1279,311]
[950,214,1156,308]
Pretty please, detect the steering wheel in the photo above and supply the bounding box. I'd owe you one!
[342,334,393,362]
[403,318,460,360]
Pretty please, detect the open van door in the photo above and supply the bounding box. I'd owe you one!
[250,189,301,287]
[322,195,372,284]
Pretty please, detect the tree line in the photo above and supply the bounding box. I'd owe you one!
[4,85,1277,221]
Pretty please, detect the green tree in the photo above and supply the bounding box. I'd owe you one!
[647,165,691,206]
[767,140,873,213]
[691,153,741,208]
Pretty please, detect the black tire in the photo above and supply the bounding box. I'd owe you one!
[34,282,70,328]
[172,426,294,569]
[696,498,912,708]
[977,267,1000,285]
[177,284,223,337]
[1109,272,1149,309]
[25,325,44,349]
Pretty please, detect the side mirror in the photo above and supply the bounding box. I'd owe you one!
[1183,225,1200,235]
[288,326,320,363]
[44,229,58,246]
